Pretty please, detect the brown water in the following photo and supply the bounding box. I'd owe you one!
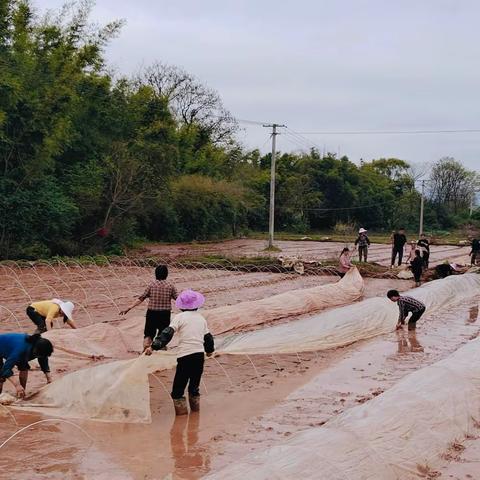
[1,294,479,479]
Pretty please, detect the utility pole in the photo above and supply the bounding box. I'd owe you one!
[419,180,425,237]
[263,123,286,248]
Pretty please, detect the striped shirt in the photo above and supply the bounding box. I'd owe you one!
[397,295,425,323]
[139,280,178,311]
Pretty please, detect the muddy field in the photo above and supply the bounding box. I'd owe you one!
[0,242,478,479]
[140,238,472,267]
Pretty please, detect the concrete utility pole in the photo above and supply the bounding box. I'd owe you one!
[419,180,425,237]
[263,123,286,248]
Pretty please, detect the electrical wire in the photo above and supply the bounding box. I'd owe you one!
[290,128,480,135]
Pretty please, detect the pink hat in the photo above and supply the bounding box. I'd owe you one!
[176,290,205,310]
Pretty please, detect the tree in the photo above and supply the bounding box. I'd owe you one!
[428,157,478,213]
[139,62,238,146]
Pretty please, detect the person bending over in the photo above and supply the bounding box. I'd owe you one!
[147,289,214,416]
[27,299,76,333]
[387,289,426,331]
[120,265,178,352]
[0,333,54,398]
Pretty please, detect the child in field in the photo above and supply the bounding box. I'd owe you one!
[120,265,177,352]
[27,299,76,333]
[409,249,424,287]
[148,289,214,416]
[387,289,426,331]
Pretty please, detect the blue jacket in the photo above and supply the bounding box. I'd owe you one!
[0,333,49,379]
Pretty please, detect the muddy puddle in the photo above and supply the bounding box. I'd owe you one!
[1,294,479,479]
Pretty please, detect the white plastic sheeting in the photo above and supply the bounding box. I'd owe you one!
[15,273,480,423]
[203,267,364,333]
[218,272,480,354]
[204,337,480,480]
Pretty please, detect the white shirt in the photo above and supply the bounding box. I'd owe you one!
[170,311,210,358]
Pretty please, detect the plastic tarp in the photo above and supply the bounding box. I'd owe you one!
[14,273,480,423]
[204,337,480,480]
[203,266,364,333]
[218,272,480,354]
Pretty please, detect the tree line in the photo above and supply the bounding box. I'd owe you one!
[0,1,478,259]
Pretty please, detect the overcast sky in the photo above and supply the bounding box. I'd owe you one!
[37,0,480,170]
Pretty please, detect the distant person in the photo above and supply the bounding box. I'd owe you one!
[338,247,352,277]
[0,333,53,398]
[27,299,76,333]
[417,233,430,268]
[409,249,423,287]
[391,228,407,267]
[470,237,480,266]
[120,265,178,353]
[405,240,417,264]
[387,289,426,331]
[354,228,370,262]
[147,290,214,416]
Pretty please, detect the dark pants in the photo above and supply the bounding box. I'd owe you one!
[358,246,368,262]
[413,269,422,283]
[26,306,47,332]
[472,251,479,266]
[422,252,430,268]
[171,352,205,399]
[391,247,404,266]
[408,308,425,330]
[144,309,171,340]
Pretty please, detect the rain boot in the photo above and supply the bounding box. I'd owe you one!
[173,397,188,416]
[189,394,200,412]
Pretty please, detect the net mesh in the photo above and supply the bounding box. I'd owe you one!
[14,273,480,423]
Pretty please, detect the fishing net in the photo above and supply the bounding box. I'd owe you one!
[14,273,480,423]
[204,337,480,479]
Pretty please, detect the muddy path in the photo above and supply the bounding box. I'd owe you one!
[1,295,478,479]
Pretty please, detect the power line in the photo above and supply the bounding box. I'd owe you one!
[291,128,480,135]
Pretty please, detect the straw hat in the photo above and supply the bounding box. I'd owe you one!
[52,299,74,320]
[175,290,205,310]
[358,228,367,234]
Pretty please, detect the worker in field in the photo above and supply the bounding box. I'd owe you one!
[120,265,178,353]
[27,299,76,333]
[417,233,430,268]
[387,289,426,331]
[354,228,370,262]
[146,289,215,416]
[470,237,480,266]
[391,228,407,267]
[405,240,417,264]
[338,247,353,277]
[409,250,424,287]
[0,333,54,398]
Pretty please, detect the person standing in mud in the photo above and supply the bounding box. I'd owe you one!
[409,250,423,287]
[120,265,178,352]
[0,333,53,398]
[27,299,76,333]
[354,228,370,262]
[391,228,407,267]
[147,289,214,416]
[417,233,430,268]
[387,289,426,331]
[470,237,480,266]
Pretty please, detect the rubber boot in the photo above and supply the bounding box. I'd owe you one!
[173,397,188,416]
[189,394,200,412]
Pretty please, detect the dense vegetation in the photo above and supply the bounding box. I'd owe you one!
[0,1,478,259]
